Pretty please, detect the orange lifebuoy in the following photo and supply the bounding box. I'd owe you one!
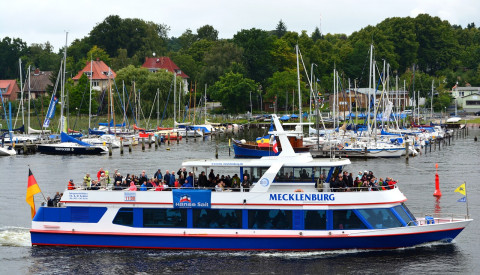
[294,189,304,192]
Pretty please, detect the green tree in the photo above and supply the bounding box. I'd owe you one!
[275,20,287,38]
[197,25,219,41]
[233,28,276,85]
[311,27,322,42]
[265,70,307,111]
[0,37,27,79]
[200,41,244,85]
[178,29,198,49]
[209,72,258,113]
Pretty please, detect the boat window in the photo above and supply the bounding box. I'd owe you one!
[273,167,316,183]
[248,210,292,229]
[357,208,403,229]
[304,210,327,230]
[113,208,133,226]
[394,205,417,226]
[251,167,268,182]
[143,209,187,228]
[332,210,367,230]
[193,209,242,229]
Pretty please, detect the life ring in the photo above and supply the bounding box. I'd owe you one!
[294,189,304,192]
[337,144,344,150]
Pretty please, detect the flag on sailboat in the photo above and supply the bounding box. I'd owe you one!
[272,139,278,153]
[43,96,58,127]
[457,197,467,203]
[454,183,466,196]
[26,169,42,219]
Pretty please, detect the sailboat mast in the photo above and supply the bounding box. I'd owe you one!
[173,72,176,129]
[88,56,92,135]
[19,59,24,126]
[333,67,336,129]
[296,45,302,123]
[204,84,207,123]
[431,80,434,119]
[367,44,373,134]
[28,65,31,133]
[156,88,159,127]
[60,32,68,133]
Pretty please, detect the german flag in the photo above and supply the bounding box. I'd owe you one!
[26,169,42,219]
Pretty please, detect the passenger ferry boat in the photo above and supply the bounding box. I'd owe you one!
[30,115,472,250]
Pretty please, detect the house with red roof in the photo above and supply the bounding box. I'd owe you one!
[142,56,189,93]
[0,80,20,101]
[72,59,116,91]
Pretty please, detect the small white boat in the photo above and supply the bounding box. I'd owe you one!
[0,146,16,156]
[447,117,462,123]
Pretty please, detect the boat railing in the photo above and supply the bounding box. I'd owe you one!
[69,184,398,193]
[413,213,471,225]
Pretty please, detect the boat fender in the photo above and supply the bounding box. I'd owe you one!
[294,189,304,192]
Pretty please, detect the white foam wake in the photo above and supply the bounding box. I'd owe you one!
[0,226,31,247]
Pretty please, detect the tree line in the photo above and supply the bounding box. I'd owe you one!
[1,13,479,115]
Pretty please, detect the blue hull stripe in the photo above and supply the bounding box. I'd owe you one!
[31,228,463,250]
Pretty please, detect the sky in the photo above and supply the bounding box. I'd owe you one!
[1,0,479,52]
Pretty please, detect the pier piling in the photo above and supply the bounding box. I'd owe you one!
[142,138,145,151]
[120,139,124,155]
[108,143,112,156]
[148,135,152,148]
[405,141,409,160]
[128,143,132,153]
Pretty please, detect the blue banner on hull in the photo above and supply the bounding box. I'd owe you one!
[172,189,211,208]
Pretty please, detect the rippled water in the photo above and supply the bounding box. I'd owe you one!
[1,128,479,274]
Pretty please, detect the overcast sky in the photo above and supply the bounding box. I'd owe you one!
[2,0,479,51]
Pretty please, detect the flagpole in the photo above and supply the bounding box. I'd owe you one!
[464,181,469,218]
[29,165,48,202]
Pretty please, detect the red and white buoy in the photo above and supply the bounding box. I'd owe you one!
[433,163,442,197]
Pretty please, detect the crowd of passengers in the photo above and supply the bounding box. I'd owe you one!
[64,167,397,193]
[66,167,254,192]
[323,170,398,192]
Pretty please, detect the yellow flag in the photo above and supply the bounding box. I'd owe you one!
[454,183,466,196]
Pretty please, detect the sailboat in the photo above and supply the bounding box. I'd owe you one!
[37,33,107,155]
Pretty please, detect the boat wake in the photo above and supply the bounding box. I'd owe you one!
[0,226,31,247]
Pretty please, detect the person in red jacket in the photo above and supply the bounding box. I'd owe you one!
[67,179,75,190]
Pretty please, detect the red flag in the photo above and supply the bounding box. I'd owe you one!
[272,139,278,154]
[26,169,42,219]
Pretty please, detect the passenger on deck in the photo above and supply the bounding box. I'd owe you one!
[163,170,171,186]
[169,169,176,187]
[97,168,105,181]
[53,192,61,206]
[139,182,147,191]
[186,172,194,187]
[99,172,107,189]
[146,178,154,189]
[178,167,187,179]
[242,175,251,192]
[138,170,148,185]
[83,173,91,190]
[154,169,163,181]
[215,181,225,192]
[114,172,123,186]
[67,179,75,190]
[113,181,123,190]
[90,180,100,190]
[47,196,54,207]
[198,171,208,188]
[354,177,362,191]
[208,169,215,181]
[335,174,346,191]
[128,182,137,191]
[231,174,240,189]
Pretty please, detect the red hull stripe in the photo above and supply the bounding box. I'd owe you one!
[30,226,464,238]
